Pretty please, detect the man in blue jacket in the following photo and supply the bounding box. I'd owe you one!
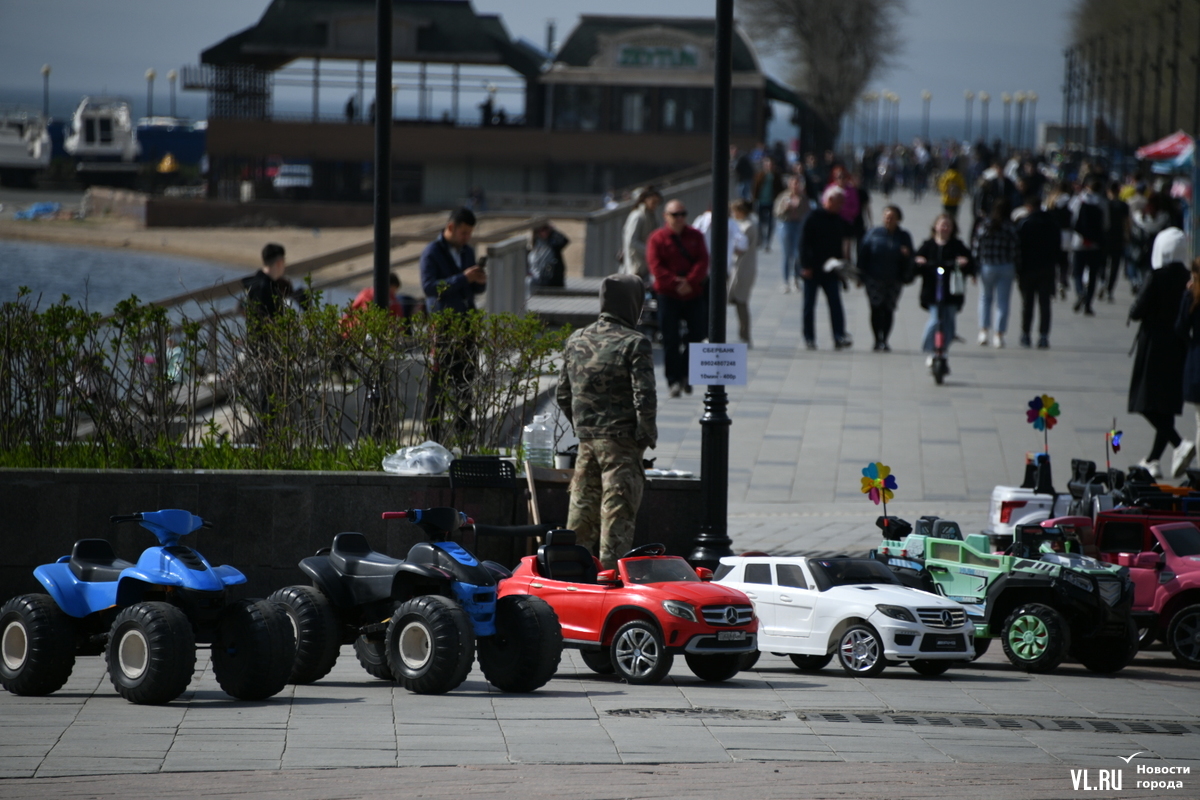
[420,207,486,312]
[420,208,487,442]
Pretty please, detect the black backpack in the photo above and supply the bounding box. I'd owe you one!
[1073,200,1105,245]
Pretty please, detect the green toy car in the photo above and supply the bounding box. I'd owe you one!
[870,516,1138,674]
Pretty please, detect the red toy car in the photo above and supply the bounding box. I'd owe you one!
[498,533,757,684]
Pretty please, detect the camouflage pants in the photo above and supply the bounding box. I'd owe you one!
[566,438,645,570]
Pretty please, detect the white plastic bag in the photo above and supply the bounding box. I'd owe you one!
[381,441,453,475]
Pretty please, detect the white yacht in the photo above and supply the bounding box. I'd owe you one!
[64,97,139,162]
[0,109,51,183]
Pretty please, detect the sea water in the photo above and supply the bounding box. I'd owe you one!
[0,239,355,314]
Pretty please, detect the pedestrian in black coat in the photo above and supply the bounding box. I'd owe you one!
[1129,228,1193,478]
[1015,195,1061,348]
[1174,257,1200,454]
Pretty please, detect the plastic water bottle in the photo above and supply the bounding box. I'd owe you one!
[522,415,554,469]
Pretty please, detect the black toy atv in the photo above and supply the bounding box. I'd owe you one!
[269,508,562,695]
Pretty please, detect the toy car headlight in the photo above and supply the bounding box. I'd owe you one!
[875,604,916,622]
[1063,571,1093,592]
[662,600,698,622]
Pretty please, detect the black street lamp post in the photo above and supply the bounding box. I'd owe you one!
[373,0,392,310]
[690,0,734,569]
[167,69,177,118]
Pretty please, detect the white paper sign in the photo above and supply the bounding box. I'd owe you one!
[688,342,747,386]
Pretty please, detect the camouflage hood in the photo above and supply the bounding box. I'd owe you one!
[599,274,644,328]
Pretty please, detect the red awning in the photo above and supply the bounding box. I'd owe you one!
[1136,130,1194,160]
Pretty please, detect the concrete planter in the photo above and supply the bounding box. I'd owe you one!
[0,468,704,601]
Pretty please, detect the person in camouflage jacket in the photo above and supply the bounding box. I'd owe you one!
[556,274,657,568]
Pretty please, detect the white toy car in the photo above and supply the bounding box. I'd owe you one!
[714,555,973,677]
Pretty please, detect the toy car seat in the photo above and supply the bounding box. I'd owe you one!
[68,539,135,583]
[536,529,597,583]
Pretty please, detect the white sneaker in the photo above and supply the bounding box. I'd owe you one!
[782,283,792,294]
[977,330,989,346]
[1172,440,1197,478]
[1138,459,1163,479]
[993,333,1005,348]
[925,355,935,367]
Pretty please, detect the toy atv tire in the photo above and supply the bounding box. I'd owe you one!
[268,586,341,684]
[685,653,742,682]
[1166,604,1200,668]
[478,595,563,692]
[909,659,953,677]
[789,653,833,671]
[1,594,77,697]
[211,599,296,701]
[106,602,195,705]
[354,635,393,680]
[1072,620,1139,674]
[385,595,474,694]
[611,619,673,685]
[1000,603,1071,673]
[580,649,615,674]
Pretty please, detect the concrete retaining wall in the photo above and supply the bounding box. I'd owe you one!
[0,469,705,602]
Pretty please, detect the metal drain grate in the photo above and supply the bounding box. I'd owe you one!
[800,712,1200,735]
[607,707,787,721]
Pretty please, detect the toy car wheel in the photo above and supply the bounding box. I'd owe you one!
[611,619,673,685]
[353,636,392,680]
[684,653,741,682]
[737,650,761,671]
[1166,604,1200,668]
[837,625,886,677]
[211,599,296,701]
[1073,620,1139,673]
[909,659,953,677]
[1000,603,1071,673]
[788,653,833,671]
[106,602,194,705]
[1136,625,1157,649]
[478,595,563,693]
[385,595,474,694]
[971,637,992,660]
[268,586,340,684]
[1,594,77,697]
[580,649,615,674]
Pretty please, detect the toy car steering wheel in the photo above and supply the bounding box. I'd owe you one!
[622,543,666,558]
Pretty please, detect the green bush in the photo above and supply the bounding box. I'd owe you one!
[0,287,567,470]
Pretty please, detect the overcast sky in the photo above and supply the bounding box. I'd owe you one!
[0,0,1073,131]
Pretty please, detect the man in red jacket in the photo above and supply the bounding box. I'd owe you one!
[647,199,709,397]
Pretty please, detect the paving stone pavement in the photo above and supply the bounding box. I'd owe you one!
[3,190,1198,798]
[646,190,1169,555]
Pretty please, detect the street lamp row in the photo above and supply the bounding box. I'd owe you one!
[36,65,180,120]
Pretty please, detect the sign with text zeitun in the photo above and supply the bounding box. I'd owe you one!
[688,343,747,386]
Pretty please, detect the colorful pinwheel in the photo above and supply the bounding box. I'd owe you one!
[861,462,897,508]
[1110,430,1122,453]
[1026,394,1060,432]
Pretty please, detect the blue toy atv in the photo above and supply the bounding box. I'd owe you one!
[0,510,295,705]
[268,507,562,695]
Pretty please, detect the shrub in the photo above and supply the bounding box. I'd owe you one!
[0,287,567,470]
